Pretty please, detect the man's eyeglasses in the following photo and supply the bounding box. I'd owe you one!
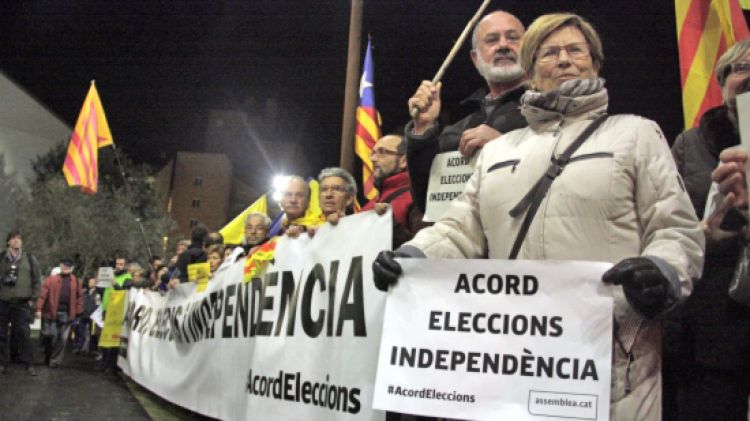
[370,147,403,158]
[536,42,590,64]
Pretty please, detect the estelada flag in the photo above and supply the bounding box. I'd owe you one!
[677,0,749,128]
[355,38,381,202]
[62,81,113,194]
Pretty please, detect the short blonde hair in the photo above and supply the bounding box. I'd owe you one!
[716,39,750,87]
[520,13,604,76]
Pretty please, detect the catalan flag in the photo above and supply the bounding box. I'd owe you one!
[62,82,113,194]
[355,39,381,201]
[677,0,749,128]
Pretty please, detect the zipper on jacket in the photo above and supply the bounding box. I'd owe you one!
[568,152,614,163]
[488,159,520,174]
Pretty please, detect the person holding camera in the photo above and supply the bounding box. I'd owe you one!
[0,230,41,376]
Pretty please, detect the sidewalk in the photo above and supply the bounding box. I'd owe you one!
[0,338,212,420]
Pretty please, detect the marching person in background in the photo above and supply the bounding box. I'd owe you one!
[36,257,83,368]
[147,255,162,288]
[0,230,41,376]
[75,277,100,356]
[666,40,750,420]
[374,13,703,420]
[167,239,189,279]
[100,254,132,374]
[406,10,529,213]
[129,263,151,289]
[173,223,209,285]
[207,244,224,277]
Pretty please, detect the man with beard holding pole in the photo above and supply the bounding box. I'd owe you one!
[406,9,528,213]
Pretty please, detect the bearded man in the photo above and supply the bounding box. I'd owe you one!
[405,10,529,213]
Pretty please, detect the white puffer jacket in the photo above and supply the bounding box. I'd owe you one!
[404,88,704,420]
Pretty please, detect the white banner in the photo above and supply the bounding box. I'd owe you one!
[424,151,476,222]
[97,266,114,288]
[120,211,391,421]
[737,91,750,201]
[373,259,613,421]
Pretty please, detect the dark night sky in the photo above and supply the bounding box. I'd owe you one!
[2,1,741,180]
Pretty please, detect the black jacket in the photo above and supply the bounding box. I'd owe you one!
[175,244,207,283]
[670,105,750,371]
[0,250,41,302]
[405,85,527,213]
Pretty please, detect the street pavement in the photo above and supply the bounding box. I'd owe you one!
[0,347,151,420]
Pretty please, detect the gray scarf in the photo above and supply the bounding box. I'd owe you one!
[521,77,606,113]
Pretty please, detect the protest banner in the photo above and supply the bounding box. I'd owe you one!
[99,290,127,348]
[424,151,476,222]
[96,266,114,288]
[119,211,391,421]
[373,259,613,421]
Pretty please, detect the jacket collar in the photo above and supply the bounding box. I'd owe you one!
[378,171,410,196]
[460,83,526,108]
[698,105,739,157]
[520,88,609,132]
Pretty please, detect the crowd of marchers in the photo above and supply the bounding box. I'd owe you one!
[1,9,750,421]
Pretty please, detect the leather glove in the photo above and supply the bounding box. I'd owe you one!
[602,257,671,319]
[372,250,410,292]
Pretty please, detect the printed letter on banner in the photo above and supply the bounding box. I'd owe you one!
[424,151,476,222]
[373,259,613,421]
[120,211,391,421]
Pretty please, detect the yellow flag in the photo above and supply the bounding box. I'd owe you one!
[188,262,211,292]
[99,290,126,348]
[219,194,268,245]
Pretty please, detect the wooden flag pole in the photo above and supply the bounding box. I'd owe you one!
[96,80,154,261]
[340,0,364,173]
[410,0,493,118]
[109,141,154,261]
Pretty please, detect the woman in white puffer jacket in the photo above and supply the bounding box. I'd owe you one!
[374,13,704,421]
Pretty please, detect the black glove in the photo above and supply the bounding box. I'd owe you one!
[602,257,671,319]
[373,250,410,292]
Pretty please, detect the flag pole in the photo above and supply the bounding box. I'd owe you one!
[409,0,492,118]
[92,79,154,260]
[109,140,154,260]
[340,0,364,173]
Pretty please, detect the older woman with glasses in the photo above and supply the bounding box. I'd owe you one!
[374,13,704,420]
[666,39,750,421]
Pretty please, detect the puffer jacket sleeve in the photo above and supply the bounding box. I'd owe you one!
[402,149,489,259]
[633,118,704,297]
